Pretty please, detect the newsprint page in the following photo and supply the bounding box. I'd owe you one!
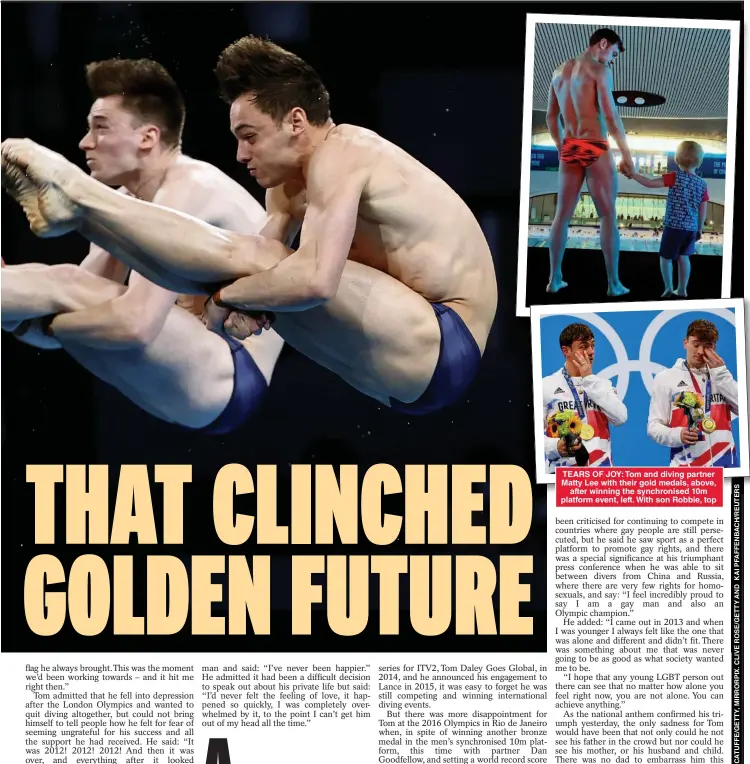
[0,4,745,764]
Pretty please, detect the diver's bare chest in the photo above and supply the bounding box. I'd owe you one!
[286,188,387,254]
[348,228,386,266]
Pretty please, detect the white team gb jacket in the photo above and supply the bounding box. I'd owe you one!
[542,369,628,472]
[647,359,739,467]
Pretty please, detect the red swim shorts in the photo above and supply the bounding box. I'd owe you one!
[560,138,610,168]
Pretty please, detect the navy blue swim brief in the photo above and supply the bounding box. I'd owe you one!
[389,303,481,415]
[197,334,268,435]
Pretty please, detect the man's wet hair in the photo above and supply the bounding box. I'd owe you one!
[85,58,185,148]
[215,35,331,125]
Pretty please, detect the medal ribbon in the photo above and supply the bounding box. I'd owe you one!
[562,367,589,422]
[686,367,711,417]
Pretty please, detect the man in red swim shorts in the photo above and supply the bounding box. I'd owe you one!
[545,28,635,297]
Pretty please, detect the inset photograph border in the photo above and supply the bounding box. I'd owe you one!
[516,13,741,317]
[530,298,748,484]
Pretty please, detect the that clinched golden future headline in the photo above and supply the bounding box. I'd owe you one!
[24,464,536,638]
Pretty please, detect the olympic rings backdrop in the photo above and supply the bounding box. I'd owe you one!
[538,308,742,468]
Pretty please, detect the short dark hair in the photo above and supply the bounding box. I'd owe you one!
[214,35,331,126]
[85,58,185,149]
[560,323,594,348]
[686,319,718,344]
[589,28,625,53]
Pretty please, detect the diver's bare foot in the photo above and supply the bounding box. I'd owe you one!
[660,289,677,298]
[546,278,568,294]
[1,138,82,238]
[1,138,81,188]
[2,160,79,238]
[2,161,42,226]
[607,283,630,297]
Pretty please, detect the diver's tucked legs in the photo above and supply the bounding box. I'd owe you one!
[1,141,450,405]
[2,260,283,428]
[1,263,124,322]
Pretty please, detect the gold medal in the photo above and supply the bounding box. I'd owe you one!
[702,417,717,434]
[581,424,595,441]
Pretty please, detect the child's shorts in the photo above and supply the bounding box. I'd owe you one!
[659,227,698,261]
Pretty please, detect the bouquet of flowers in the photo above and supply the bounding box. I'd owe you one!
[547,410,582,439]
[673,390,705,430]
[547,410,588,466]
